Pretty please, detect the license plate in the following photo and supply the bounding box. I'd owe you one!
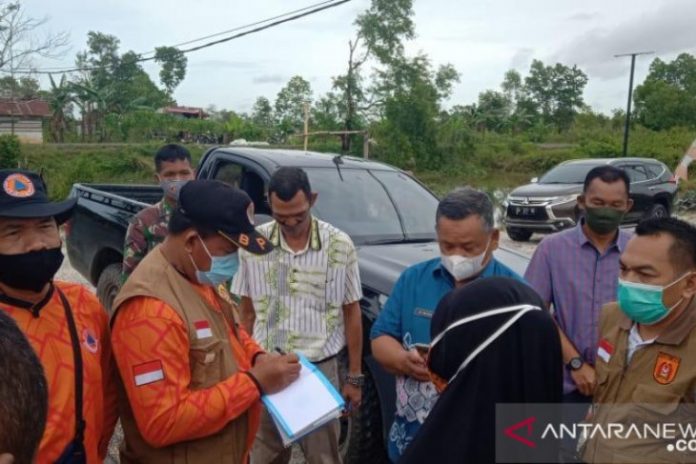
[514,207,538,217]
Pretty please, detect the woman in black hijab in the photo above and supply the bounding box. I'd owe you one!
[400,277,562,464]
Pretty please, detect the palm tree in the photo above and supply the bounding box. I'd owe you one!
[47,74,72,143]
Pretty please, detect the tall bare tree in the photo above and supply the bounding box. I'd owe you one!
[0,1,69,72]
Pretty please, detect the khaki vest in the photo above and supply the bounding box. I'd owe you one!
[112,247,252,464]
[583,301,696,464]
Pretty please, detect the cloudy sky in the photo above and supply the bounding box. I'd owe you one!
[23,0,696,114]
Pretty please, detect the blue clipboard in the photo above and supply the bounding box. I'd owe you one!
[262,354,345,445]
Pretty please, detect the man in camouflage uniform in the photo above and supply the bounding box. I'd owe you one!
[122,144,195,280]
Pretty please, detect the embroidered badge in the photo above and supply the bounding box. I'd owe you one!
[414,307,433,319]
[597,339,614,363]
[82,328,99,354]
[653,352,680,385]
[133,360,165,387]
[194,320,213,339]
[3,174,35,198]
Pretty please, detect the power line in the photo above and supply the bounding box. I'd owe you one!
[9,0,352,75]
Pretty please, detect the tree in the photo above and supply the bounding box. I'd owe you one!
[274,76,312,140]
[0,75,39,99]
[154,46,187,95]
[251,97,273,127]
[634,53,696,130]
[47,73,71,142]
[0,2,68,72]
[523,60,588,132]
[476,90,511,132]
[331,0,416,152]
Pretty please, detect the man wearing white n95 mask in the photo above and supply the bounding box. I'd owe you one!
[370,187,525,462]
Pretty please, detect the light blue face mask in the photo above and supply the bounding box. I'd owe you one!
[617,273,691,325]
[190,236,240,287]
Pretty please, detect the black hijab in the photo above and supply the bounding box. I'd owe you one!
[400,277,562,464]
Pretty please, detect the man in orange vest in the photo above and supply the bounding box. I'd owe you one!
[0,169,118,463]
[111,180,301,463]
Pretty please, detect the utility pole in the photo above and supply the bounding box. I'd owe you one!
[303,101,310,151]
[615,51,654,157]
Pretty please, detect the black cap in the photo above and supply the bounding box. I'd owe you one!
[0,169,76,224]
[178,179,273,255]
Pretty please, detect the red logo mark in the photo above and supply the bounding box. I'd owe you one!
[504,416,537,448]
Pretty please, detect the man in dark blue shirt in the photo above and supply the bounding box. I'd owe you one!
[370,187,524,462]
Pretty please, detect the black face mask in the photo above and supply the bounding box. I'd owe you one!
[0,247,64,292]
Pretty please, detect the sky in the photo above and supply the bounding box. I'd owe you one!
[23,0,696,115]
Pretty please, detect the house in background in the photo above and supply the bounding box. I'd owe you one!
[161,106,208,119]
[0,99,51,143]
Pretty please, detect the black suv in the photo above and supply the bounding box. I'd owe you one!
[504,158,678,242]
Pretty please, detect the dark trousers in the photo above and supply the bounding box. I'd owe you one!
[560,391,592,463]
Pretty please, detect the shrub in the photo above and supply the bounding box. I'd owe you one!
[0,135,21,168]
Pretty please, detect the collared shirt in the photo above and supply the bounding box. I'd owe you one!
[370,257,524,461]
[231,217,363,361]
[627,324,656,363]
[524,222,632,395]
[122,199,172,279]
[0,281,118,463]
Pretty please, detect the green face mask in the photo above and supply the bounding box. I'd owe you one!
[584,207,625,235]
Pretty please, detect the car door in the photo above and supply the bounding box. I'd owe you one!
[621,164,652,221]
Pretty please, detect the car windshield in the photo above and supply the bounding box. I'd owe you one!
[539,163,600,184]
[304,167,438,245]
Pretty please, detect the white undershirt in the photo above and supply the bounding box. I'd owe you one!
[626,324,657,363]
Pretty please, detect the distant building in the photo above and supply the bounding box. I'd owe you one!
[0,99,51,143]
[161,106,208,119]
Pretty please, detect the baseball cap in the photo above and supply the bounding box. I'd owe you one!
[0,169,76,224]
[177,179,273,255]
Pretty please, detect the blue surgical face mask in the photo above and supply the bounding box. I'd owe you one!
[189,236,239,286]
[617,273,691,325]
[160,179,189,201]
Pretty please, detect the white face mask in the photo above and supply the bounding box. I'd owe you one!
[441,239,491,281]
[430,304,542,384]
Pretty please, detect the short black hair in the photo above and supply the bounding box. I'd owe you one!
[155,144,192,172]
[0,311,47,464]
[583,165,630,195]
[636,218,696,271]
[168,207,217,238]
[436,187,494,230]
[268,167,312,202]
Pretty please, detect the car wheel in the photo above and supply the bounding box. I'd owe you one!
[96,263,122,314]
[506,227,533,242]
[645,203,669,220]
[340,368,389,464]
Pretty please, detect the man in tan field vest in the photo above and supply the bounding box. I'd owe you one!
[583,218,696,464]
[111,180,301,463]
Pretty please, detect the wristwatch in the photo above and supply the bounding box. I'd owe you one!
[567,356,584,371]
[345,373,365,387]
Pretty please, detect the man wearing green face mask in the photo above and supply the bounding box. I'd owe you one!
[583,218,696,463]
[525,165,633,462]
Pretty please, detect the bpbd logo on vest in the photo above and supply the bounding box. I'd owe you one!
[496,403,696,463]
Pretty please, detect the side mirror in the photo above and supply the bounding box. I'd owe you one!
[531,177,539,183]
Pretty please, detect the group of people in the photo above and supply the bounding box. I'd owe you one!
[0,144,362,464]
[371,164,696,463]
[0,143,694,464]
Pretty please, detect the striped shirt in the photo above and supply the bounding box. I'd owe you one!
[524,222,632,395]
[231,217,362,361]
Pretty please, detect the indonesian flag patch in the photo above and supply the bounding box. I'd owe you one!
[597,339,614,363]
[133,360,165,387]
[194,320,213,339]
